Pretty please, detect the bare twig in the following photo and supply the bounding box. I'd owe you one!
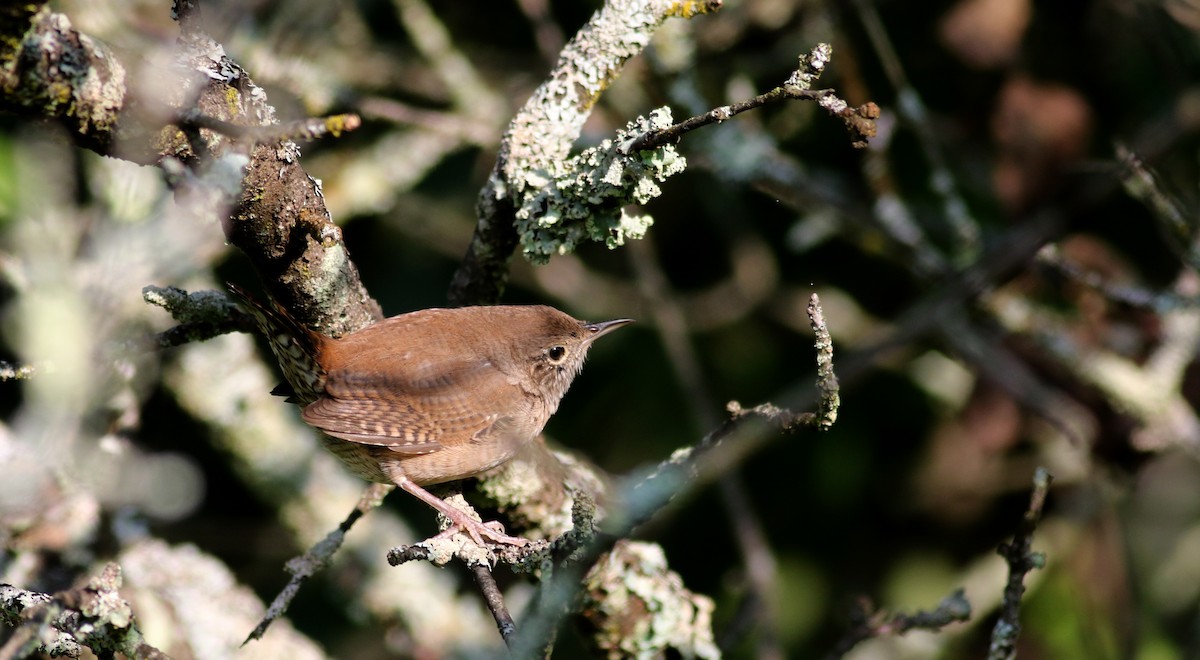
[826,589,972,659]
[246,483,392,643]
[357,97,495,144]
[988,468,1053,660]
[1035,244,1187,312]
[178,111,362,144]
[471,564,516,647]
[621,87,833,153]
[623,44,877,153]
[1116,143,1191,259]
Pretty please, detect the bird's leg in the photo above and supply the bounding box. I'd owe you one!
[394,476,529,547]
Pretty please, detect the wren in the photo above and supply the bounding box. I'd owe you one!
[229,285,631,546]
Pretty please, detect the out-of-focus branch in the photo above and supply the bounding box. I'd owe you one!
[0,3,151,162]
[988,468,1052,660]
[995,149,1200,454]
[0,362,36,381]
[178,111,362,145]
[629,234,787,659]
[0,564,168,660]
[851,0,979,260]
[826,589,972,659]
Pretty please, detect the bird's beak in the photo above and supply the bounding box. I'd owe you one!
[583,318,633,343]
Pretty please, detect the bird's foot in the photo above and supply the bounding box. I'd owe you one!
[392,475,529,547]
[433,510,529,547]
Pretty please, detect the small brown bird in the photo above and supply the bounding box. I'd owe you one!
[229,285,631,546]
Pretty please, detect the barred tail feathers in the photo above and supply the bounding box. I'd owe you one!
[227,283,327,404]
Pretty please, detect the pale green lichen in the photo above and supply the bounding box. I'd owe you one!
[581,540,720,659]
[785,42,833,93]
[515,107,686,264]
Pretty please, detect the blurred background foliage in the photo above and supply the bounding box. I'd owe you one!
[3,0,1200,658]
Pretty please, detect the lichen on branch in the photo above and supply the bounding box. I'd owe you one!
[516,108,686,264]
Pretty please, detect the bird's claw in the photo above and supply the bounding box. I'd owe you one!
[434,515,528,547]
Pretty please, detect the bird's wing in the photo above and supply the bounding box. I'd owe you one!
[301,356,531,455]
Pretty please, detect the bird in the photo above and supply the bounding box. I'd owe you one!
[228,284,631,546]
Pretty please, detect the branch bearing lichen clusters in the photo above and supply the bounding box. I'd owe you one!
[515,107,686,264]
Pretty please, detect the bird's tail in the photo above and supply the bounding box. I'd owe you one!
[227,283,327,404]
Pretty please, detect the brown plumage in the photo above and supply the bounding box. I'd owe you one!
[229,285,631,545]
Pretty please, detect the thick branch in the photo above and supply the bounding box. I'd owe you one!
[169,25,380,332]
[0,4,148,161]
[0,4,379,334]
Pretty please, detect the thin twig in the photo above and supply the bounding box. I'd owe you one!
[620,86,834,154]
[987,468,1053,660]
[140,285,257,350]
[357,97,494,144]
[471,564,516,647]
[850,0,979,256]
[246,483,392,643]
[808,293,840,429]
[509,297,839,655]
[628,238,786,659]
[825,589,972,659]
[1036,244,1191,312]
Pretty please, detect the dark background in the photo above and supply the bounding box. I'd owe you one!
[3,0,1200,658]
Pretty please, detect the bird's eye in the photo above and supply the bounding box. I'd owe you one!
[547,346,567,363]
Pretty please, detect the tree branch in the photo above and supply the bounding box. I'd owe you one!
[623,44,877,153]
[0,3,147,161]
[987,468,1053,660]
[470,564,516,648]
[449,0,723,305]
[0,564,168,660]
[826,589,972,659]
